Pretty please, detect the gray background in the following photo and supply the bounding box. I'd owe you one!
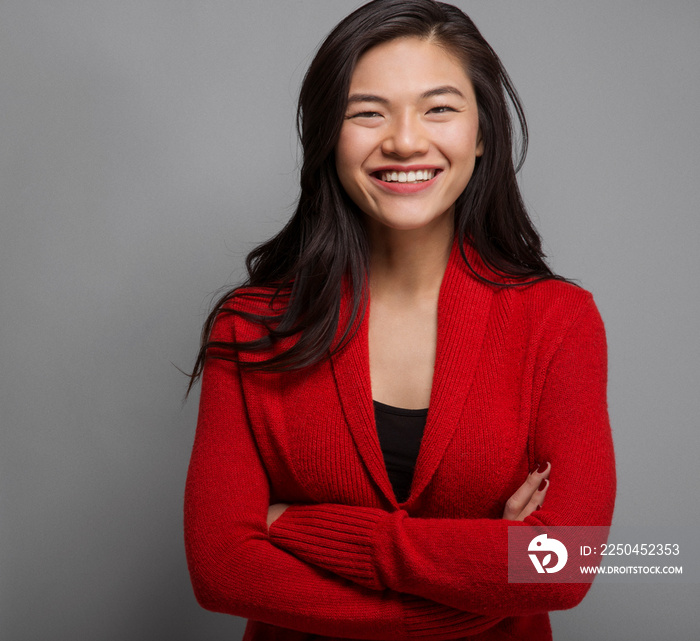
[2,1,698,639]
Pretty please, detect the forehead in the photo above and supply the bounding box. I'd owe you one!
[349,37,472,95]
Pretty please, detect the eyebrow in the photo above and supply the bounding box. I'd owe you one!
[347,85,466,105]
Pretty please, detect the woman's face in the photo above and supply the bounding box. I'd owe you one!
[335,37,483,235]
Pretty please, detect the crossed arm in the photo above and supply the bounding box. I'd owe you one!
[267,463,551,529]
[185,297,615,635]
[263,299,616,617]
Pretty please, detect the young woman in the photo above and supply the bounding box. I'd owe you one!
[184,1,616,639]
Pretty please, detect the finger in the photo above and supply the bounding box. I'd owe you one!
[502,462,550,520]
[502,462,549,519]
[515,478,549,521]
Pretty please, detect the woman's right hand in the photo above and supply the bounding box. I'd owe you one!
[502,462,550,521]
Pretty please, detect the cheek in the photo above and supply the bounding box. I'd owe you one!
[447,122,481,155]
[336,123,381,168]
[334,134,356,184]
[335,130,371,200]
[443,127,481,173]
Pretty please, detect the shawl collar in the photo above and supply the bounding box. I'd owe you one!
[330,236,495,508]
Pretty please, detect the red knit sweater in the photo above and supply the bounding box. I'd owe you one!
[184,237,616,640]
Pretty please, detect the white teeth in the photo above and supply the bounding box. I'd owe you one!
[379,169,436,183]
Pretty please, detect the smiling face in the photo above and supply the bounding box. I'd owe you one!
[335,36,483,238]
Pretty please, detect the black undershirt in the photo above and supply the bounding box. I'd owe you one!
[372,400,428,504]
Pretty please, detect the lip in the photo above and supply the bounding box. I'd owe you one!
[369,166,443,194]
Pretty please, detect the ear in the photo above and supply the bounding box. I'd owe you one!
[475,128,484,157]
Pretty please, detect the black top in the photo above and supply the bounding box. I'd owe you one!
[373,400,428,504]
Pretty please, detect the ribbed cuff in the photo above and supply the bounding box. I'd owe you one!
[401,594,504,639]
[268,503,386,590]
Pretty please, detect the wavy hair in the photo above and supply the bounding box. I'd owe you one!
[187,0,565,393]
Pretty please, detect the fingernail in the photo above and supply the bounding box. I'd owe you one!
[530,462,540,474]
[538,479,548,492]
[537,461,549,474]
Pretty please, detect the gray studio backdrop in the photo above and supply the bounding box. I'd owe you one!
[2,1,699,639]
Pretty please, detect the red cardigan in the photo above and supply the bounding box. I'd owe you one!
[184,237,616,640]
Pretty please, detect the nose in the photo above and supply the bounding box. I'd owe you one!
[381,112,429,158]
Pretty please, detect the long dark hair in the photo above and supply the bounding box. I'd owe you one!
[187,0,564,393]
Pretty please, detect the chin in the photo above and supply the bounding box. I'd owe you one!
[367,212,452,234]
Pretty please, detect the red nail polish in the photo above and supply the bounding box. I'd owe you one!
[537,461,549,474]
[530,462,540,474]
[538,479,548,492]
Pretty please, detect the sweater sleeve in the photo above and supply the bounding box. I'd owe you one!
[268,297,616,617]
[184,309,504,639]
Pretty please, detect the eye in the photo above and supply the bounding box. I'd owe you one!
[347,111,382,119]
[428,105,457,114]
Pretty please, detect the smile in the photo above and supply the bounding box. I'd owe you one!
[369,168,442,194]
[377,169,437,184]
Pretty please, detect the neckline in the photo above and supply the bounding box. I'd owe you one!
[373,399,429,416]
[331,235,495,507]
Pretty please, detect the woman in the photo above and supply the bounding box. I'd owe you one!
[184,1,616,639]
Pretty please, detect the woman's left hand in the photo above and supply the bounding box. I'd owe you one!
[267,503,290,531]
[502,462,550,521]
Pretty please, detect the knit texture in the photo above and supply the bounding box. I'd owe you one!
[184,236,616,640]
